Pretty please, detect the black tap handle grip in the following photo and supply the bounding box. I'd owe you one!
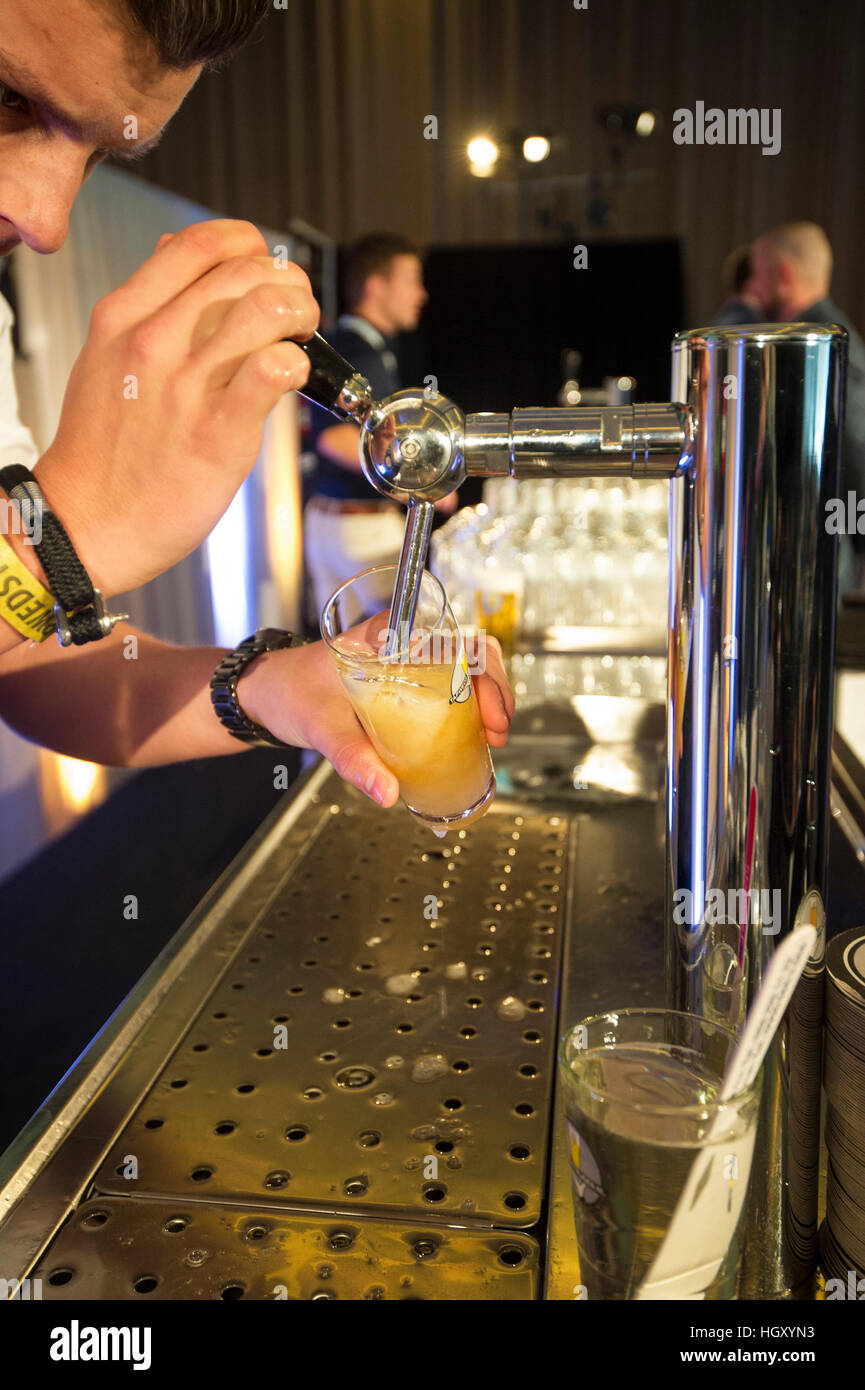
[295,331,369,417]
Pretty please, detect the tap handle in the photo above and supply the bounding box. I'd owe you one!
[295,331,374,421]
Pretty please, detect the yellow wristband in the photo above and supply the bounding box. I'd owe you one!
[0,531,56,642]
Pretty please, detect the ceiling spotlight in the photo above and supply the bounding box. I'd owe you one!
[467,136,500,175]
[522,135,551,163]
[596,104,660,139]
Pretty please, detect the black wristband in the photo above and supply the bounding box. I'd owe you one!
[0,465,128,646]
[210,629,310,747]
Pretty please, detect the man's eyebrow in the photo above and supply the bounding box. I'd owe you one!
[0,45,166,158]
[104,128,167,163]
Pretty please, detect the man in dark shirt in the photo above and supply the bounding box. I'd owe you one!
[305,233,455,624]
[750,222,865,597]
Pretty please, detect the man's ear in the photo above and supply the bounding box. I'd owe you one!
[365,270,388,300]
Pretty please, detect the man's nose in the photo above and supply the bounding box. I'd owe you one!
[2,155,84,255]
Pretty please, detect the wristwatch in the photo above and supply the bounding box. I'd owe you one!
[210,628,309,747]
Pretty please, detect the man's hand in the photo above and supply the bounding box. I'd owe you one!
[33,220,318,595]
[239,634,515,806]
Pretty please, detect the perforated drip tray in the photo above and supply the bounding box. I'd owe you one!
[33,1198,540,1300]
[91,797,569,1228]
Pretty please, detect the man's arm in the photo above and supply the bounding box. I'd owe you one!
[0,624,513,797]
[0,626,242,765]
[317,421,365,471]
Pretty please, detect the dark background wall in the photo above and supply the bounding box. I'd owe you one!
[132,0,865,332]
[416,238,684,409]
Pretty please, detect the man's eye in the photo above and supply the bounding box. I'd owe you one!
[0,83,29,113]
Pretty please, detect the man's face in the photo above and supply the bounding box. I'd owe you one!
[0,0,199,256]
[379,255,428,333]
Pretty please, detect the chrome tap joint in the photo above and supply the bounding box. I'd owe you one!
[463,403,693,480]
[360,389,465,503]
[334,371,375,423]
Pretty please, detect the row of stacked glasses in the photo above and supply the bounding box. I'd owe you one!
[430,477,669,706]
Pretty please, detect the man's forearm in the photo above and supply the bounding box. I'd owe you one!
[317,422,364,471]
[0,626,247,766]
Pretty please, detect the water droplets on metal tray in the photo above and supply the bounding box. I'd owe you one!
[92,793,568,1228]
[32,1198,540,1300]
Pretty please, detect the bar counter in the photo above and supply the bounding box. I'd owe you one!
[0,696,863,1300]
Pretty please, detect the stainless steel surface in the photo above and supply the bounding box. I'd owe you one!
[359,399,690,497]
[383,498,434,659]
[356,387,465,652]
[89,795,567,1226]
[360,389,465,502]
[32,1198,540,1300]
[464,404,693,479]
[336,371,375,423]
[667,323,846,1298]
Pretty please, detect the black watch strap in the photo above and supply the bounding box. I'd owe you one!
[0,464,128,646]
[210,628,309,747]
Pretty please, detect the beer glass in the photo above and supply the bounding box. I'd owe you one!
[559,1009,762,1300]
[321,564,495,832]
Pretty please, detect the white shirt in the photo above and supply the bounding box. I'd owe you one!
[0,291,39,471]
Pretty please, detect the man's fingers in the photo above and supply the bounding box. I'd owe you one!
[223,341,312,419]
[133,254,315,363]
[107,220,270,324]
[318,730,399,807]
[474,672,512,738]
[473,634,516,721]
[193,282,319,386]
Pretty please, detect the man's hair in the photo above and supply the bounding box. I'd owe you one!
[722,245,752,296]
[753,221,833,291]
[121,0,271,69]
[343,233,423,308]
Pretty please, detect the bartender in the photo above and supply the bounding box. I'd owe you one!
[0,0,514,804]
[305,232,456,624]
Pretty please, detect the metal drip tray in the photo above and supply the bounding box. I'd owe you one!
[33,1198,540,1300]
[91,796,569,1227]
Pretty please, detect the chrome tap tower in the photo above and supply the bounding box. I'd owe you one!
[665,325,844,1297]
[300,322,846,1296]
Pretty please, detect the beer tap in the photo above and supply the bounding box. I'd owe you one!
[298,330,692,656]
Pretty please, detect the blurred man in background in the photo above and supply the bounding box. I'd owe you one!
[750,221,865,596]
[305,233,456,624]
